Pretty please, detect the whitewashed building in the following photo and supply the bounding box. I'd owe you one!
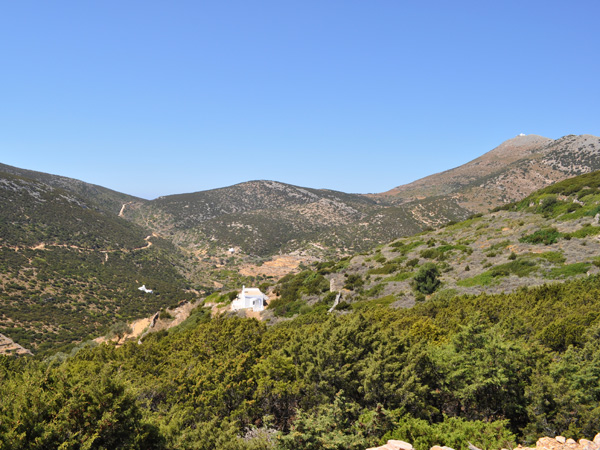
[138,285,153,294]
[231,286,266,312]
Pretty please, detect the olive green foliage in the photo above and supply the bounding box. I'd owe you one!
[352,295,397,311]
[368,263,401,275]
[501,171,600,221]
[546,262,590,279]
[343,274,364,291]
[390,240,424,254]
[3,276,600,447]
[314,257,351,275]
[270,271,330,316]
[420,244,470,261]
[458,259,537,287]
[0,171,194,354]
[568,224,600,239]
[525,327,600,439]
[0,361,163,449]
[383,415,515,450]
[519,228,562,245]
[278,392,372,450]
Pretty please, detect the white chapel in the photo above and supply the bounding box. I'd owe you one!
[231,286,267,312]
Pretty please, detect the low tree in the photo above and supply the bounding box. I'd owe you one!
[413,263,441,295]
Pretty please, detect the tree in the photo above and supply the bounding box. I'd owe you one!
[431,318,533,432]
[413,263,441,295]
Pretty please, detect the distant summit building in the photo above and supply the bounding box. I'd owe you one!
[231,286,266,312]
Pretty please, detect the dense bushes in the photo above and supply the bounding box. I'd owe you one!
[2,275,600,448]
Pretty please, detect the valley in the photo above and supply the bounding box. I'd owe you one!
[1,134,600,450]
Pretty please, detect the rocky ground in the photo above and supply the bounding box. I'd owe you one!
[368,434,600,450]
[0,333,32,356]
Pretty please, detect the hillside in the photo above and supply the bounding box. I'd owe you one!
[376,134,600,212]
[265,170,600,318]
[122,180,471,259]
[2,271,599,448]
[119,134,600,264]
[0,170,194,355]
[0,162,146,214]
[1,165,600,449]
[2,133,599,323]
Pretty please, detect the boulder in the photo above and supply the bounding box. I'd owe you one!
[367,440,414,450]
[387,440,414,450]
[578,439,596,450]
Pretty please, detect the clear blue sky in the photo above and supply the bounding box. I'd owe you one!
[1,1,599,199]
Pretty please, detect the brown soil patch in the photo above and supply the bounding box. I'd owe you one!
[239,255,307,278]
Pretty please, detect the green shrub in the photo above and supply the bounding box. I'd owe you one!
[520,228,562,245]
[344,274,364,291]
[546,262,591,278]
[363,283,385,298]
[384,272,414,283]
[412,263,441,295]
[406,258,420,268]
[537,251,566,264]
[383,415,515,450]
[568,225,600,239]
[368,263,400,275]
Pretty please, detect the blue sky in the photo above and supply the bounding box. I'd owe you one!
[1,1,599,199]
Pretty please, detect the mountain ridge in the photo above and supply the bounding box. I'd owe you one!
[0,162,146,214]
[373,134,600,212]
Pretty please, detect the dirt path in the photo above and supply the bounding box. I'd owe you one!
[3,233,157,254]
[95,299,203,346]
[118,202,135,217]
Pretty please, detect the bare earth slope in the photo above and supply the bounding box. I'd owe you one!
[375,134,600,212]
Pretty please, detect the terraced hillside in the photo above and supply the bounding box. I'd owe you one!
[0,171,194,355]
[264,170,600,318]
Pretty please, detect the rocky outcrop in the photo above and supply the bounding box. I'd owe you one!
[0,333,32,356]
[521,435,600,450]
[367,434,600,450]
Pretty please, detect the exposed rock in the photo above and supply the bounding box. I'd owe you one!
[367,440,414,450]
[0,333,33,356]
[579,441,596,450]
[366,435,600,450]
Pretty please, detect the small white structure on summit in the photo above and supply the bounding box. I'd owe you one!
[138,285,153,294]
[231,286,266,312]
